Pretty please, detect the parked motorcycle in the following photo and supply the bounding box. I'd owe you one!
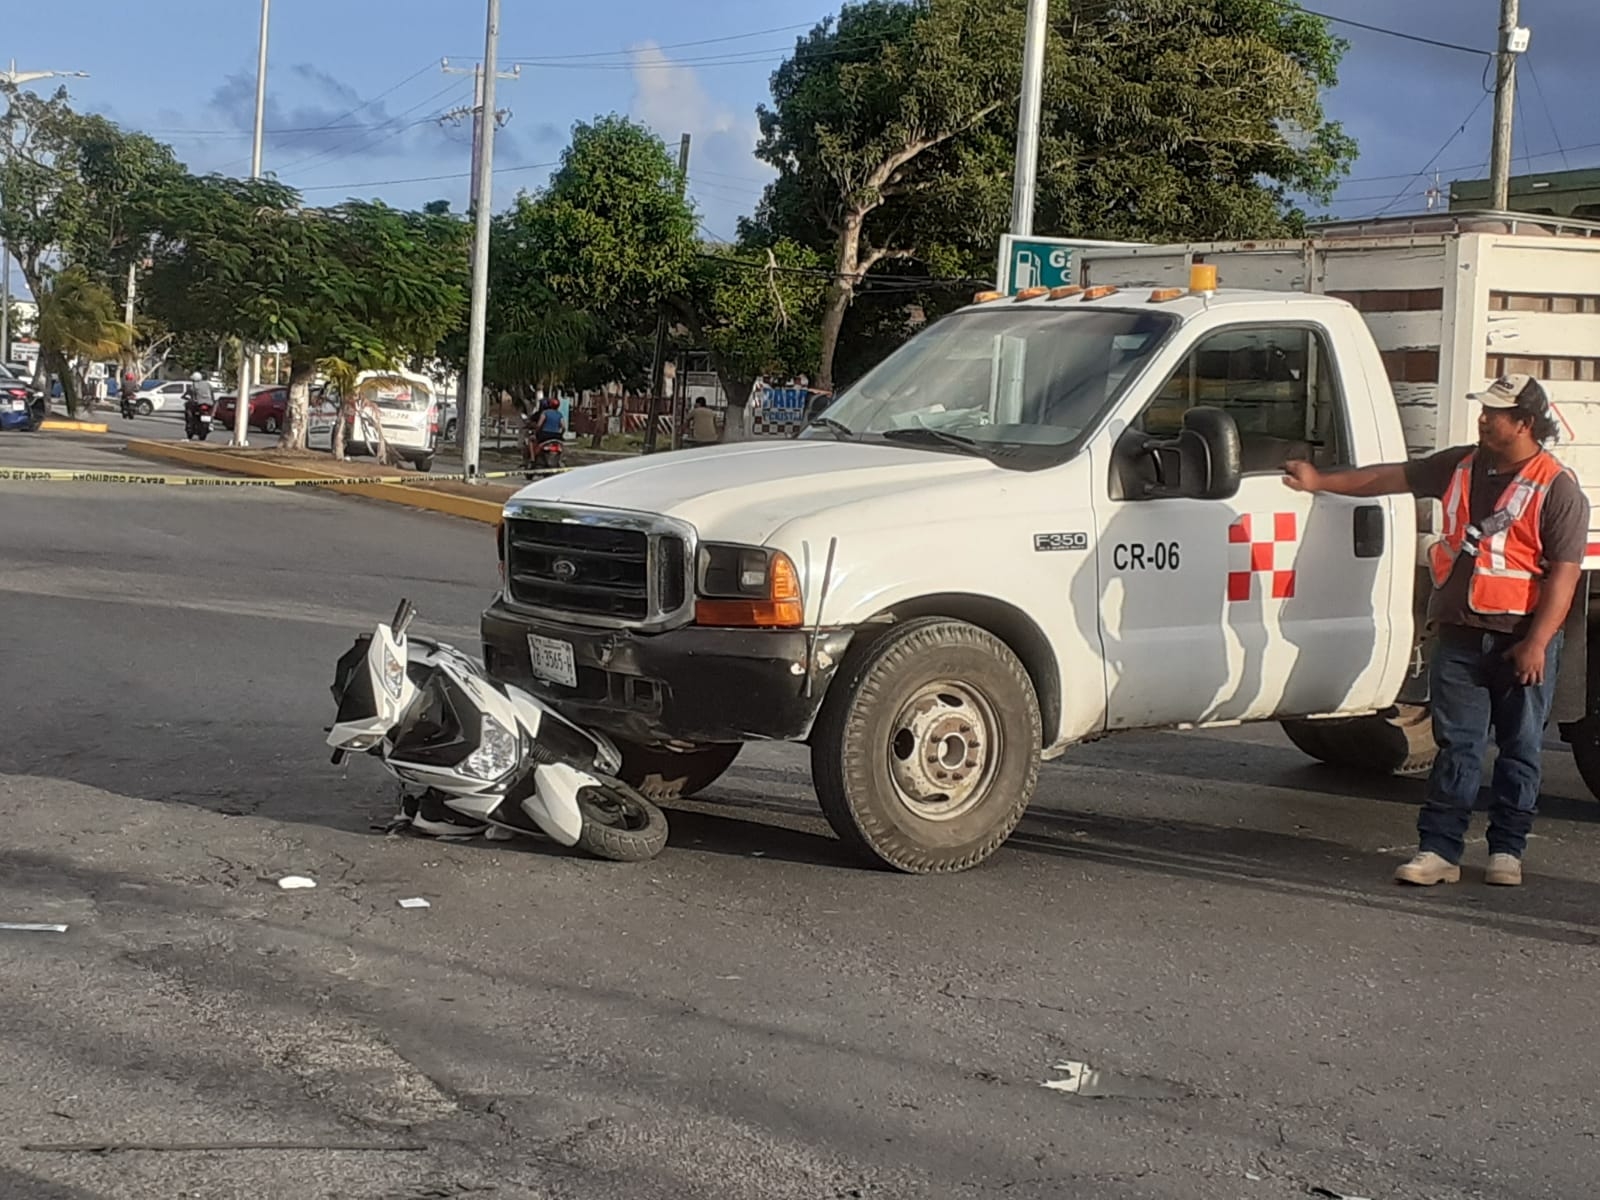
[326,599,669,862]
[184,395,215,441]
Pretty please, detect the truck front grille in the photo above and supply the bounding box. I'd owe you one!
[504,514,690,626]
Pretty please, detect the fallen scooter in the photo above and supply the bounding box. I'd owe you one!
[327,599,669,861]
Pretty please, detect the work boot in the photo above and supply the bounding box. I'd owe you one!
[1485,853,1523,887]
[1394,851,1461,886]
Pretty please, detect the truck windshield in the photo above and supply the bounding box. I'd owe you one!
[806,307,1175,468]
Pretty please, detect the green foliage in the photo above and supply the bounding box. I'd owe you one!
[533,115,698,310]
[143,175,468,445]
[34,267,133,415]
[686,238,828,403]
[750,0,1358,386]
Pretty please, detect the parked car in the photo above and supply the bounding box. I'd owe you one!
[213,385,291,434]
[306,370,441,471]
[0,363,45,427]
[123,379,183,414]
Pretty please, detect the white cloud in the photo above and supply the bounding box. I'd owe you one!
[627,42,775,242]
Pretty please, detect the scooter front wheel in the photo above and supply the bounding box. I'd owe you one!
[575,779,668,862]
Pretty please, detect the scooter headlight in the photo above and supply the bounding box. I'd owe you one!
[382,644,405,698]
[463,715,518,781]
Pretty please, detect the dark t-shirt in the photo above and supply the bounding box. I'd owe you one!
[1404,446,1590,634]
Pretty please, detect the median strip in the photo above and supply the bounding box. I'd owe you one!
[38,418,110,433]
[123,439,516,524]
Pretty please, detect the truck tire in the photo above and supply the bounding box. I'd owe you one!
[575,779,669,862]
[1565,716,1600,801]
[615,740,741,802]
[1280,704,1436,777]
[811,617,1041,874]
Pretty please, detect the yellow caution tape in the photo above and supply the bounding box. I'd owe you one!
[0,466,562,487]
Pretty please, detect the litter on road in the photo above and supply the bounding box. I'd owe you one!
[397,897,431,909]
[0,922,69,933]
[275,875,316,890]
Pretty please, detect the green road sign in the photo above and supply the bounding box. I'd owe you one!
[996,235,1140,294]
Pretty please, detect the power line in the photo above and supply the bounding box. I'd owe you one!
[1289,4,1489,58]
[269,79,471,178]
[296,159,559,194]
[498,21,816,62]
[1524,56,1571,171]
[1365,91,1493,218]
[209,61,441,169]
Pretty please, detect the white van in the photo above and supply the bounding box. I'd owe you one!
[307,369,442,472]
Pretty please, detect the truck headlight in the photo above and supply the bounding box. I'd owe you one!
[695,545,803,628]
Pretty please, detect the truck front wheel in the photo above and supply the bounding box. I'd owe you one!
[614,740,742,802]
[1280,704,1436,777]
[811,618,1041,874]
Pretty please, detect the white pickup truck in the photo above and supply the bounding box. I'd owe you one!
[482,210,1600,874]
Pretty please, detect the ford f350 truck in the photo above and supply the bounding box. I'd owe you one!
[482,210,1600,874]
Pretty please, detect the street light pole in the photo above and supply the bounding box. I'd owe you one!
[235,0,271,446]
[462,0,502,482]
[0,63,89,374]
[1009,0,1049,238]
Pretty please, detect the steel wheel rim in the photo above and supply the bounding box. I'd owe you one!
[578,784,652,831]
[885,681,1002,821]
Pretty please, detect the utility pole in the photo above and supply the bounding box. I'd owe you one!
[1009,0,1049,237]
[234,0,271,446]
[642,133,691,455]
[461,0,503,482]
[442,56,518,451]
[1489,0,1529,212]
[0,63,89,374]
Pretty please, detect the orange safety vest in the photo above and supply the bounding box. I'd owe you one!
[1428,449,1571,617]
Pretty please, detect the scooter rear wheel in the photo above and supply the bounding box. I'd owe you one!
[575,779,669,862]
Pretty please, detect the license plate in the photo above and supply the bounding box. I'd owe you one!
[9,399,23,412]
[200,414,212,423]
[527,634,577,688]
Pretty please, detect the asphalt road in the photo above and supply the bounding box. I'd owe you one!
[4,430,1600,1200]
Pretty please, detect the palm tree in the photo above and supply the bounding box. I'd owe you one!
[35,269,134,417]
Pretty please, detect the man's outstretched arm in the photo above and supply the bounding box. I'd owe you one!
[1282,460,1411,497]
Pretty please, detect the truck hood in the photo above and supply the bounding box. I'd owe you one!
[507,440,995,544]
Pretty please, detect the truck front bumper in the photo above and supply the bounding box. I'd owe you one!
[481,600,856,746]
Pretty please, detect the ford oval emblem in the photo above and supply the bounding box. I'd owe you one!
[551,558,578,582]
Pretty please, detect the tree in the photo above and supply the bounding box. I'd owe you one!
[678,238,827,433]
[437,117,698,424]
[144,175,469,451]
[752,0,1357,389]
[34,268,132,415]
[0,83,181,390]
[753,0,1024,391]
[1032,0,1356,241]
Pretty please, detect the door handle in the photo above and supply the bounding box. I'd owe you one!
[1353,505,1385,558]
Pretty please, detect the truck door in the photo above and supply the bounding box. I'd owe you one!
[1096,320,1403,729]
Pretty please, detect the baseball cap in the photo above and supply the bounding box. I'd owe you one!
[1469,374,1548,412]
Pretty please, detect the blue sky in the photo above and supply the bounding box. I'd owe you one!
[8,0,1595,300]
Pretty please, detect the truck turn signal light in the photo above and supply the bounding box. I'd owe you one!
[695,552,804,628]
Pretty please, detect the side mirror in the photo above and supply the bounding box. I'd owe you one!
[1133,406,1242,501]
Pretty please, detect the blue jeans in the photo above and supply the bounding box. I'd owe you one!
[1418,626,1563,863]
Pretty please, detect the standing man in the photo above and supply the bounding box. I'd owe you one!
[1284,375,1589,888]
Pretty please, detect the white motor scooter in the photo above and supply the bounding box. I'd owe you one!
[327,599,669,862]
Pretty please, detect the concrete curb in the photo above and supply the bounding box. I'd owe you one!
[124,440,507,525]
[40,419,110,433]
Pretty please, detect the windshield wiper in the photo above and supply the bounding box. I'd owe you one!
[880,426,990,456]
[807,416,856,441]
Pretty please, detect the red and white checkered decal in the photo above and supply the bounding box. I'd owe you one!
[1227,512,1297,602]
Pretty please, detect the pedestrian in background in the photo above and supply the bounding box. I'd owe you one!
[1284,375,1588,888]
[687,398,718,447]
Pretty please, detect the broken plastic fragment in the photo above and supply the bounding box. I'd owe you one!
[397,897,431,909]
[0,922,68,933]
[276,875,317,890]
